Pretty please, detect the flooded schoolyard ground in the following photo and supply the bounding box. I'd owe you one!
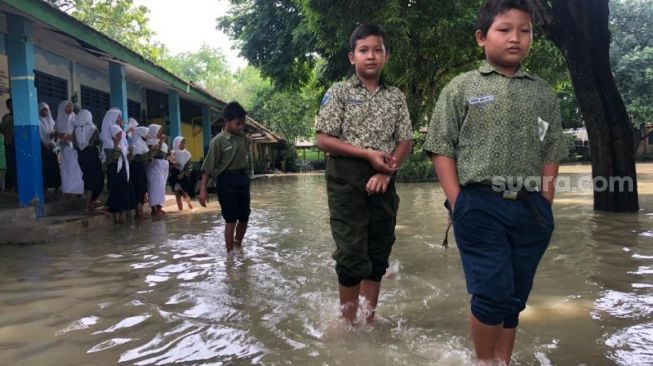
[1,164,652,365]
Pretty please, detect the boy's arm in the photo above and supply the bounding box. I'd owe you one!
[316,133,396,174]
[433,156,461,209]
[541,89,567,204]
[541,164,559,204]
[199,139,220,207]
[424,80,465,209]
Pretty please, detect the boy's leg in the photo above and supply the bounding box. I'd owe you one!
[235,221,247,248]
[234,174,251,248]
[496,192,554,363]
[452,188,515,362]
[224,222,236,252]
[363,186,399,323]
[175,191,183,210]
[327,177,372,324]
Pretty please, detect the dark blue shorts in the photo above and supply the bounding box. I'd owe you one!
[450,186,554,328]
[216,170,251,223]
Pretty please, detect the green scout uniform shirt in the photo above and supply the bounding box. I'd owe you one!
[315,75,413,155]
[423,61,568,188]
[201,131,249,176]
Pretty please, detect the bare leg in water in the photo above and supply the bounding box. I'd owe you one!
[225,222,236,252]
[234,221,248,248]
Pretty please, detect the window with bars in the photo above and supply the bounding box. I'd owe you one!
[34,71,68,110]
[128,99,141,122]
[81,86,110,126]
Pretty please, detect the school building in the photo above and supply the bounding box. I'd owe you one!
[0,0,283,216]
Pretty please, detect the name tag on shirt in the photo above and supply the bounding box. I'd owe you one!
[346,98,364,106]
[467,95,495,105]
[222,145,233,152]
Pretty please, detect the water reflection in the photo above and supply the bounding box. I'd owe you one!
[0,167,651,365]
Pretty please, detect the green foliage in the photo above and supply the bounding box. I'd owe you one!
[160,45,271,110]
[45,0,168,62]
[396,132,436,183]
[218,0,318,89]
[610,0,653,128]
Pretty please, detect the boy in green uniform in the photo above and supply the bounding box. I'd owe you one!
[199,102,251,253]
[316,24,413,325]
[423,0,568,363]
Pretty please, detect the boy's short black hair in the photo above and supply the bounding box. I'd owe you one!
[478,0,532,36]
[349,23,388,52]
[223,102,246,122]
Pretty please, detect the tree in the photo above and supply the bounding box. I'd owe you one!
[529,0,639,212]
[45,0,168,62]
[610,0,653,149]
[219,0,318,89]
[161,45,271,110]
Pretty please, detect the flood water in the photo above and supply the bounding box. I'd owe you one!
[1,165,653,366]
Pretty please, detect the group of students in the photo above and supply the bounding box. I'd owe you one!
[0,97,196,223]
[311,0,568,364]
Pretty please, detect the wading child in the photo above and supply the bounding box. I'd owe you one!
[423,0,567,363]
[315,24,413,325]
[170,136,194,211]
[199,102,251,253]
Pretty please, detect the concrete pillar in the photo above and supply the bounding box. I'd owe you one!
[7,15,44,216]
[109,61,128,124]
[201,105,211,155]
[167,90,181,138]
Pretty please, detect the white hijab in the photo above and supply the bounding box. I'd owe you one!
[132,126,150,156]
[55,100,76,135]
[73,109,97,151]
[147,124,168,153]
[110,124,130,181]
[101,108,122,150]
[38,102,56,146]
[172,136,191,169]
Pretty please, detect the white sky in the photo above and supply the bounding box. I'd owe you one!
[132,0,247,70]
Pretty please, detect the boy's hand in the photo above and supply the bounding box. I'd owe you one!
[198,188,208,207]
[366,150,397,175]
[366,173,391,195]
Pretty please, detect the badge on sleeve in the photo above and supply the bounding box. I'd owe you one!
[537,117,550,142]
[320,92,331,106]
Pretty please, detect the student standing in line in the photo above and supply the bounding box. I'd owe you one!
[56,100,84,196]
[170,136,194,211]
[146,124,169,219]
[73,109,104,212]
[38,102,61,194]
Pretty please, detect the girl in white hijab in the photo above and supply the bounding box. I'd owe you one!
[73,109,104,211]
[170,136,193,211]
[56,100,84,195]
[145,124,169,218]
[38,102,61,191]
[105,123,135,223]
[130,126,151,218]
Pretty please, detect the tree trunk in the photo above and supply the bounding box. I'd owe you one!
[531,0,639,212]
